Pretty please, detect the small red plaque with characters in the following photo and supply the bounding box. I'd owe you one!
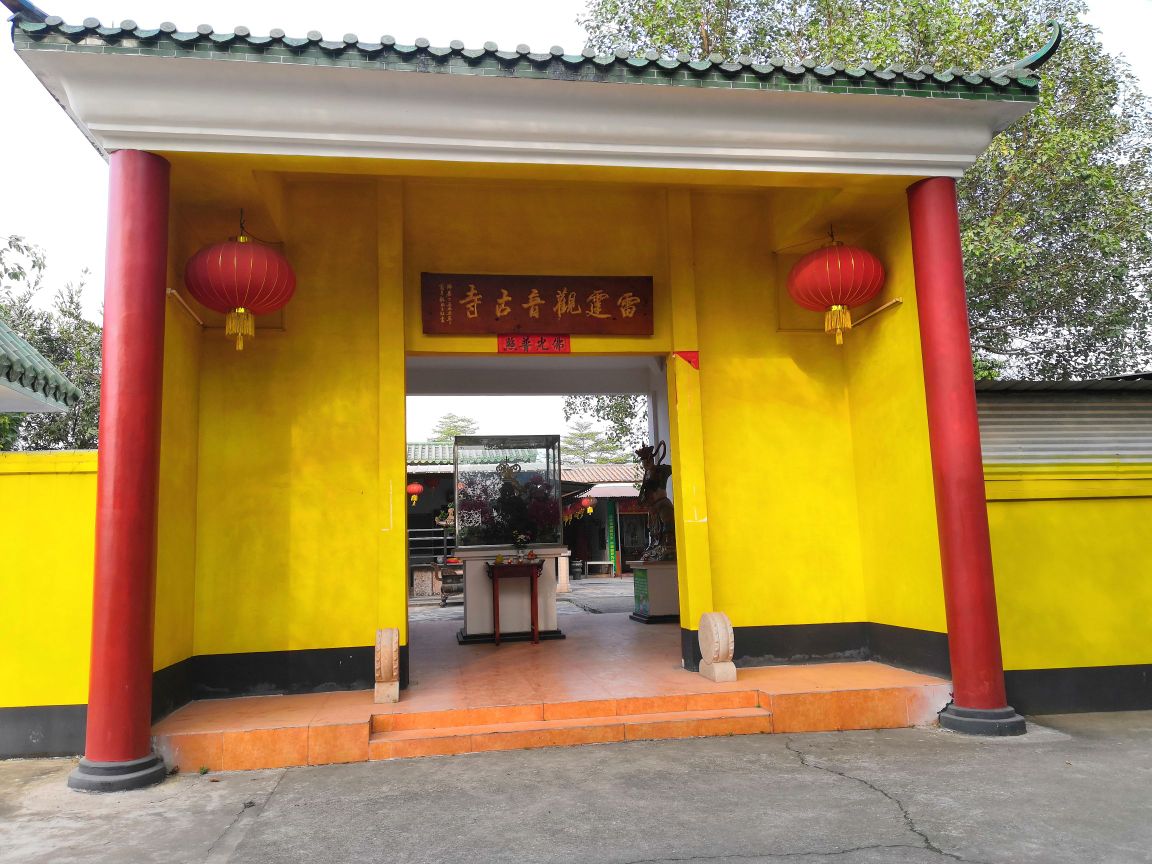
[497,334,572,354]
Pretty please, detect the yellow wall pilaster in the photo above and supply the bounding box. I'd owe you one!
[377,180,409,644]
[665,190,714,628]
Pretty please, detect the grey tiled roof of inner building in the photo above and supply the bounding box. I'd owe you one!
[8,9,1060,103]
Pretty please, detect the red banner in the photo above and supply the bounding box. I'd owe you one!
[497,334,572,354]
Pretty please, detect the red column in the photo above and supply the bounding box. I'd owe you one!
[906,177,1025,736]
[68,151,171,791]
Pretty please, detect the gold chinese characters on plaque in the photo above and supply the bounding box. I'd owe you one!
[420,274,654,336]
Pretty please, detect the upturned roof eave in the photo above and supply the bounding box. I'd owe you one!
[7,10,1056,177]
[0,318,81,413]
[8,13,1048,102]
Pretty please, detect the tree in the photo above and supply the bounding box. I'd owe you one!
[1,236,101,450]
[562,417,633,463]
[579,0,1152,379]
[563,394,649,451]
[429,413,479,441]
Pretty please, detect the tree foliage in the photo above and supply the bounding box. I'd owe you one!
[562,416,634,463]
[580,0,1152,378]
[429,412,479,441]
[1,236,101,450]
[563,394,648,452]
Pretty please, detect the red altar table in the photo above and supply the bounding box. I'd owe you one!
[486,561,544,645]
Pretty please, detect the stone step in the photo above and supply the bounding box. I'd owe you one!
[369,690,763,735]
[368,705,773,760]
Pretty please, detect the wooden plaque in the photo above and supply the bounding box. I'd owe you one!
[421,273,654,336]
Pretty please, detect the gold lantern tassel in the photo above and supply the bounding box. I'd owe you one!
[825,305,852,345]
[226,307,255,351]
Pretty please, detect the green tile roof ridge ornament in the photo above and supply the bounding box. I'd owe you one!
[0,316,82,411]
[4,5,1061,103]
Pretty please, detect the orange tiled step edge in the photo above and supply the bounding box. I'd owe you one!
[369,697,772,760]
[155,679,949,772]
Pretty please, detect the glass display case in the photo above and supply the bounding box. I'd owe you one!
[454,435,563,547]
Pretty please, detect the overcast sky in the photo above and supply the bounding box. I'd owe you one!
[2,0,1149,439]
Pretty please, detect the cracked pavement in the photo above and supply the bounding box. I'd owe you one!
[1,712,1149,864]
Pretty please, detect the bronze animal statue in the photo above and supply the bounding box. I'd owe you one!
[635,442,675,561]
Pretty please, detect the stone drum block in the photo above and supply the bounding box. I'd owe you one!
[698,612,737,683]
[375,627,400,703]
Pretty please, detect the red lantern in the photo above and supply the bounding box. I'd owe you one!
[406,482,425,506]
[786,245,885,345]
[580,497,593,508]
[184,234,296,351]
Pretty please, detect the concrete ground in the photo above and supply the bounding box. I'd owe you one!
[2,712,1149,864]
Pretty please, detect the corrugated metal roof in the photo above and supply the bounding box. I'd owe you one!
[0,317,81,412]
[8,13,1052,104]
[976,379,1152,393]
[977,394,1152,464]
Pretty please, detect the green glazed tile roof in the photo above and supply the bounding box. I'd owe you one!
[0,317,82,411]
[6,9,1060,103]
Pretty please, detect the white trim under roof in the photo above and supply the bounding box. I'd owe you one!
[18,51,1035,177]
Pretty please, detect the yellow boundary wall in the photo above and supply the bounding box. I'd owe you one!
[5,453,1148,709]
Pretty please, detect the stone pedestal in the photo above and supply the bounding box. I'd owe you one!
[456,546,567,643]
[628,560,680,624]
[374,628,400,703]
[698,612,737,682]
[411,565,436,597]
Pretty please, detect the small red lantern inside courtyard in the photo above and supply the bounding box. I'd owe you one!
[406,482,425,506]
[184,226,296,351]
[786,244,885,345]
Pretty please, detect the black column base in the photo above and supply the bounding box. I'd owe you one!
[67,753,168,792]
[939,704,1027,736]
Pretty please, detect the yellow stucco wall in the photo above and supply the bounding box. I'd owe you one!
[843,197,948,634]
[153,289,204,670]
[0,297,207,707]
[192,179,387,656]
[403,179,672,356]
[0,451,95,708]
[987,465,1152,670]
[691,190,867,628]
[5,161,1150,716]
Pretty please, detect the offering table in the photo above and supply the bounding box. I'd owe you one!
[455,546,569,644]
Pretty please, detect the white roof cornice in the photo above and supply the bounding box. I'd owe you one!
[19,51,1035,176]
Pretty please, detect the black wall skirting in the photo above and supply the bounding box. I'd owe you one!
[680,621,951,679]
[731,622,870,666]
[151,644,396,722]
[190,646,376,701]
[867,623,952,678]
[0,705,86,758]
[680,628,702,672]
[3,644,397,759]
[152,656,194,721]
[1005,664,1152,715]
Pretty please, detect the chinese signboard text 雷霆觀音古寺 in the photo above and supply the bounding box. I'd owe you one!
[420,273,654,336]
